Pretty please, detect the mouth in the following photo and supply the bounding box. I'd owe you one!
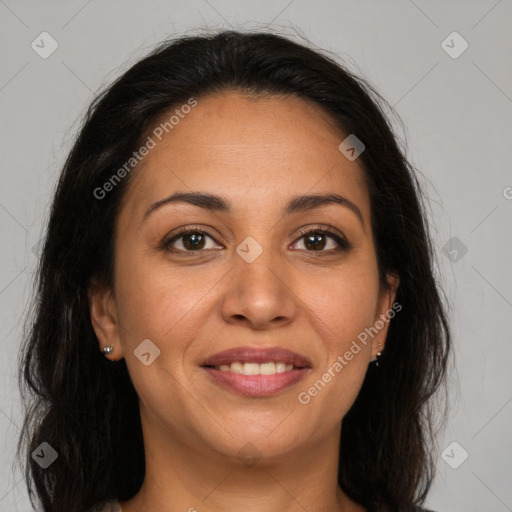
[201,347,312,397]
[206,361,298,375]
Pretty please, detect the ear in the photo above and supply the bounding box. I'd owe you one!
[370,273,400,361]
[88,278,124,361]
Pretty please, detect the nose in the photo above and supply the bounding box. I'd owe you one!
[221,247,297,330]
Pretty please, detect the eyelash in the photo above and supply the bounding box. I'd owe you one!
[161,225,350,255]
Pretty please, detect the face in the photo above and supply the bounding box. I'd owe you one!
[90,90,398,462]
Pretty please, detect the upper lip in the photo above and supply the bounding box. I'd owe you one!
[201,347,312,368]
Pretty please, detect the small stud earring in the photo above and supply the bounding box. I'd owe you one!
[102,344,114,357]
[373,343,382,366]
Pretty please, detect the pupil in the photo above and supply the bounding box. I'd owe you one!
[306,234,325,250]
[184,233,204,250]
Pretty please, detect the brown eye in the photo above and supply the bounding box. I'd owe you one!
[163,228,222,253]
[181,232,206,250]
[292,228,350,252]
[303,232,328,251]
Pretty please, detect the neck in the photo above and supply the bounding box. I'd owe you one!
[120,411,366,512]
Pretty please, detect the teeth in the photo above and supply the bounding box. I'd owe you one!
[276,362,287,373]
[259,362,276,375]
[230,362,244,374]
[214,361,297,375]
[244,362,260,375]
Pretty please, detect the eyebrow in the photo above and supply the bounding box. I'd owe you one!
[143,191,364,225]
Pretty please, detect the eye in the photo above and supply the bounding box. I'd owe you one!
[161,225,350,255]
[291,226,350,252]
[162,227,223,253]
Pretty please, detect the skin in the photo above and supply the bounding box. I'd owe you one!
[89,90,399,512]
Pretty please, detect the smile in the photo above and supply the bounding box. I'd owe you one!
[212,361,295,375]
[202,366,309,396]
[201,347,312,397]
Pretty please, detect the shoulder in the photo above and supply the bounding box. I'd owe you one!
[369,506,439,512]
[97,501,122,512]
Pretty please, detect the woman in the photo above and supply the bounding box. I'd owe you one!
[18,30,450,512]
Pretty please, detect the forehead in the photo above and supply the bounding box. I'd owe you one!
[120,91,370,222]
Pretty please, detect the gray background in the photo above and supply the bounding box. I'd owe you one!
[1,1,511,511]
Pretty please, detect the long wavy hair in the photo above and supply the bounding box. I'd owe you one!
[18,30,451,512]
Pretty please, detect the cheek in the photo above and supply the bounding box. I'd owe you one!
[112,254,210,412]
[296,264,379,418]
[114,246,212,343]
[306,263,380,348]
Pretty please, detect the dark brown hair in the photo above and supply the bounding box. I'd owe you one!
[18,30,450,512]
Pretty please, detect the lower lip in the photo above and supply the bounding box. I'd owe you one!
[202,367,309,397]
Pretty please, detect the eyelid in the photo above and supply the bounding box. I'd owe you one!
[295,223,346,240]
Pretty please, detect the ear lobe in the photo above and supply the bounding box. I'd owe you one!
[384,272,400,307]
[88,279,123,360]
[370,273,400,360]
